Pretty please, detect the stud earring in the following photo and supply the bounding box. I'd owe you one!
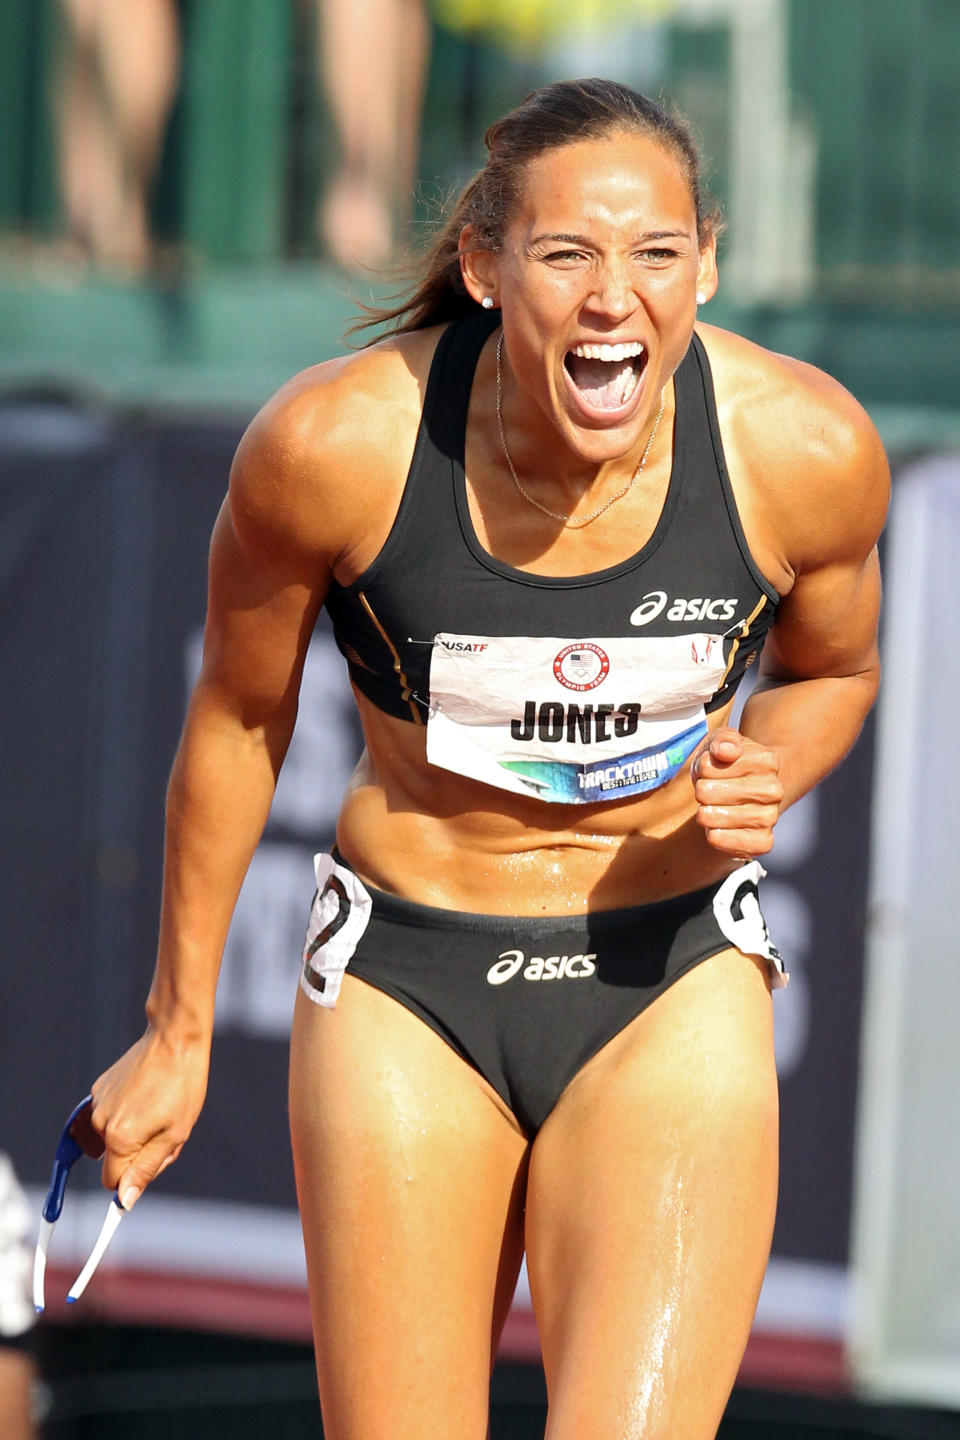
[696,292,707,305]
[481,296,495,310]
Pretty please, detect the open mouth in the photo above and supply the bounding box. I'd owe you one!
[563,341,646,413]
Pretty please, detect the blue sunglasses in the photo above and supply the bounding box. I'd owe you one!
[33,1095,129,1313]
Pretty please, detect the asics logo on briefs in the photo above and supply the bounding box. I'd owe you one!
[486,949,597,985]
[629,591,738,626]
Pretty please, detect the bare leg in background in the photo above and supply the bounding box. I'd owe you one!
[56,0,179,275]
[315,0,430,270]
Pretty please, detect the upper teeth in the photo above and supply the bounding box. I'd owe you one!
[571,342,645,362]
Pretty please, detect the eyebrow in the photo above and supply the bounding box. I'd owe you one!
[529,230,690,246]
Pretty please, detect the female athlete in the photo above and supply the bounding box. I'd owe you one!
[87,79,887,1439]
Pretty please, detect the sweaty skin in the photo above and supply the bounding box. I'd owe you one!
[91,124,885,1195]
[86,129,886,1440]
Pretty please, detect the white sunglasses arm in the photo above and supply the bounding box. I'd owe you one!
[32,1218,54,1314]
[67,1196,126,1303]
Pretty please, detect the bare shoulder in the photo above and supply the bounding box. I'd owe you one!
[229,326,443,572]
[696,323,889,571]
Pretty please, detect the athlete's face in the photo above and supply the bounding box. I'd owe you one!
[465,131,717,466]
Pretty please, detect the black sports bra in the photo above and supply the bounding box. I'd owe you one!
[323,311,778,804]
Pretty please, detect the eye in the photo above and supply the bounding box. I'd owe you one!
[636,247,679,265]
[542,248,590,265]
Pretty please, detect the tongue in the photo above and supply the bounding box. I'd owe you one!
[566,356,638,410]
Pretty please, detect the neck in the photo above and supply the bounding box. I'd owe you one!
[495,366,674,513]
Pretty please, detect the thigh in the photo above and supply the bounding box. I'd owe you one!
[525,948,779,1440]
[289,975,529,1440]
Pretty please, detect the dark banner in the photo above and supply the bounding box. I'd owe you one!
[1,398,873,1366]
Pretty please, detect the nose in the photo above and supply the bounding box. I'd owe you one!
[584,256,640,325]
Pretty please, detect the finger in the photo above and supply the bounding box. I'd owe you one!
[708,727,744,763]
[703,824,774,856]
[156,1146,183,1177]
[695,747,781,783]
[70,1100,106,1160]
[694,773,784,806]
[697,802,781,832]
[690,730,738,777]
[97,1108,181,1190]
[697,808,777,855]
[110,1134,183,1209]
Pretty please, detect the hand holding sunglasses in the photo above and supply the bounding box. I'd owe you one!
[34,1095,132,1313]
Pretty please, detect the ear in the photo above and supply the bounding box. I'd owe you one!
[459,224,500,308]
[696,234,719,304]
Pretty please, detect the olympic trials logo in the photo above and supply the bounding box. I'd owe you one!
[553,642,610,692]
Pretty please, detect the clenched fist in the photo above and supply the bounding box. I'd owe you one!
[691,727,784,857]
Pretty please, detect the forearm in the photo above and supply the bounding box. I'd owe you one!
[146,688,295,1042]
[738,668,879,811]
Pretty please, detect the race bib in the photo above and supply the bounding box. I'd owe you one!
[426,632,728,804]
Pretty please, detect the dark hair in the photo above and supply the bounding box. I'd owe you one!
[356,77,722,340]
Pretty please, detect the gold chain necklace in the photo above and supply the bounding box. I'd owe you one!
[495,331,666,530]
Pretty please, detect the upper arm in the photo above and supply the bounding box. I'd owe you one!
[194,336,427,742]
[197,384,340,736]
[758,380,889,692]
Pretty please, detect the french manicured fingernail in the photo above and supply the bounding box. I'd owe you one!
[120,1185,141,1211]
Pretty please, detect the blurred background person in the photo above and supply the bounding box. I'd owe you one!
[315,0,430,270]
[0,1154,38,1440]
[55,0,180,276]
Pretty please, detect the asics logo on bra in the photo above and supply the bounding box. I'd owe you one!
[629,591,737,626]
[486,949,597,985]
